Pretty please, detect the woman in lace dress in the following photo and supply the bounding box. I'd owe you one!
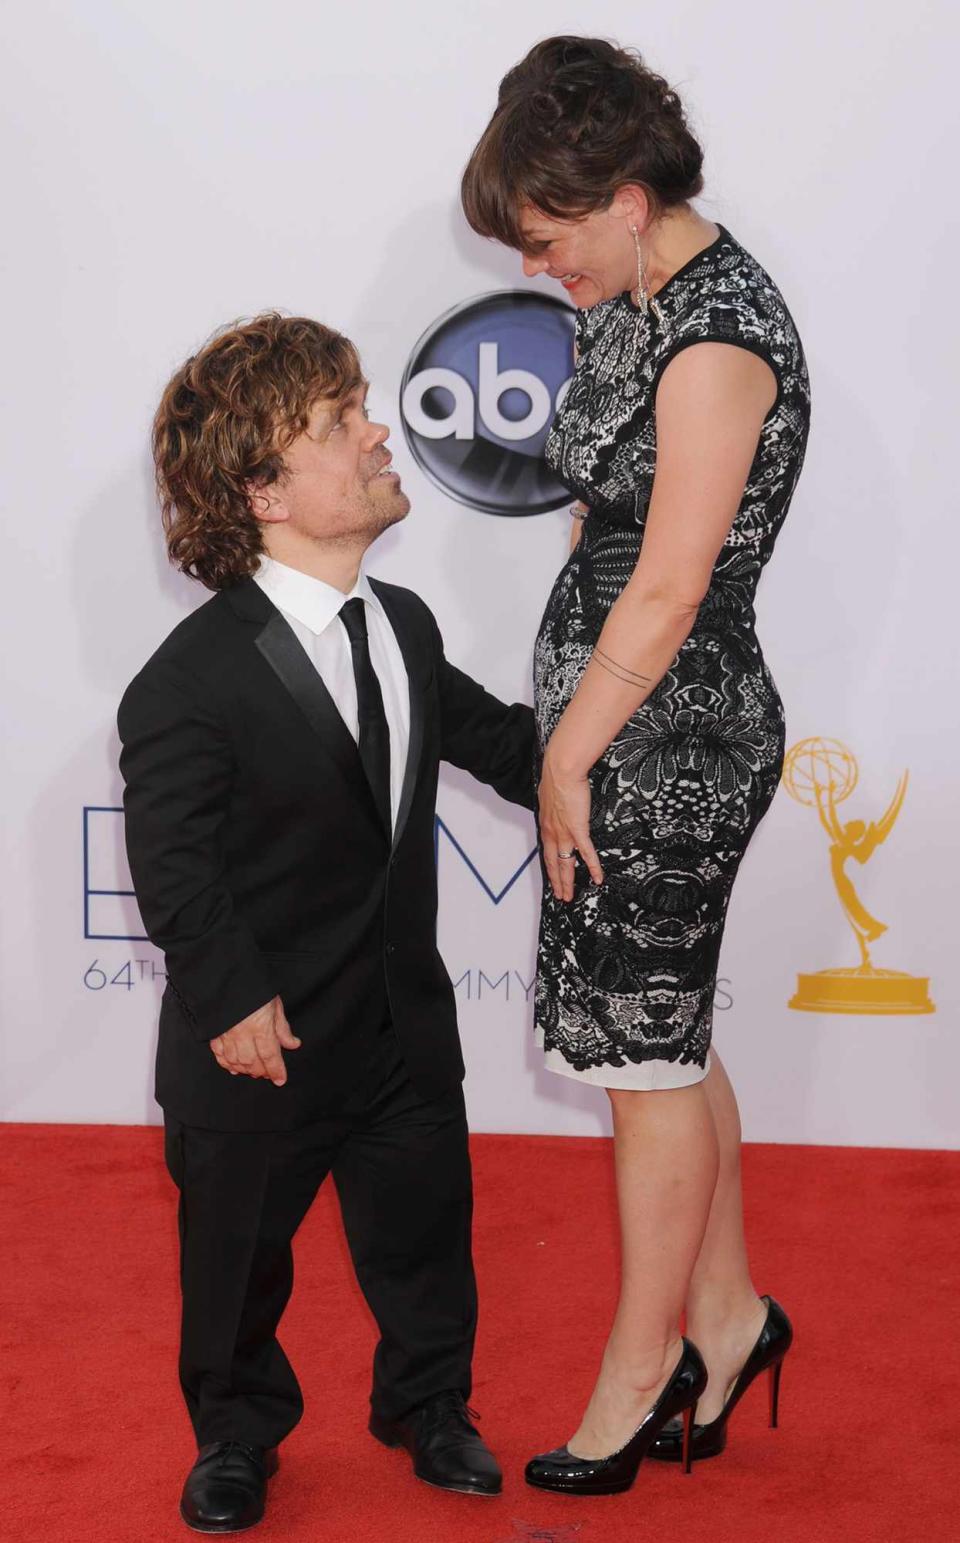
[462,37,809,1492]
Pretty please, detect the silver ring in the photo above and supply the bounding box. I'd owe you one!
[557,850,577,860]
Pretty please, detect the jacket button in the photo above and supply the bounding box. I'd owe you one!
[385,943,396,956]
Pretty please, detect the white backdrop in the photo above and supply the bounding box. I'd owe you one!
[3,0,957,1146]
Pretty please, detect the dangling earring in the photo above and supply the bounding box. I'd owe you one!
[631,224,650,317]
[631,225,666,329]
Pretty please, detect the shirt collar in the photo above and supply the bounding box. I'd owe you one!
[254,555,384,637]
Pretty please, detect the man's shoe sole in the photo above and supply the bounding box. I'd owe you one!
[179,1505,264,1534]
[414,1473,501,1496]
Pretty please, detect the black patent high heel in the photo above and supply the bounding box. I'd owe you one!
[769,1351,784,1427]
[648,1295,793,1463]
[524,1338,708,1495]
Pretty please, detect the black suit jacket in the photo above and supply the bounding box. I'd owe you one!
[117,575,536,1132]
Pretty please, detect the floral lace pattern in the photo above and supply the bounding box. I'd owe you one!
[533,225,810,1080]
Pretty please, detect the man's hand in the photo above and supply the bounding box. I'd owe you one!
[210,997,302,1087]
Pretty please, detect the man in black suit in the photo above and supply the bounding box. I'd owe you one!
[118,314,536,1531]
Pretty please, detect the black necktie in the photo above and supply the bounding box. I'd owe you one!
[339,598,392,833]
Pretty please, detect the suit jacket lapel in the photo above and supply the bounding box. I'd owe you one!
[224,575,431,848]
[224,579,384,830]
[370,580,430,852]
[257,611,379,798]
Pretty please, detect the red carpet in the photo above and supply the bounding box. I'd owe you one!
[1,1127,957,1543]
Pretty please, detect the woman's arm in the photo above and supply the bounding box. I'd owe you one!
[568,340,587,553]
[540,342,777,901]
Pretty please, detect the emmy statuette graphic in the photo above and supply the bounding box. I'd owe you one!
[782,738,935,1014]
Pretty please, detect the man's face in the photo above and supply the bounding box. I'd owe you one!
[259,381,410,545]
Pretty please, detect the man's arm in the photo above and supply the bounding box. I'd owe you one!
[426,613,537,812]
[117,658,278,1041]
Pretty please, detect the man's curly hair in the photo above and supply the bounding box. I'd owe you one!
[153,313,363,590]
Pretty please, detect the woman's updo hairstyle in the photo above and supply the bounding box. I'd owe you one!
[461,35,704,248]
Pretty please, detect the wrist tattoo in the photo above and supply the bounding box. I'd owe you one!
[593,647,654,686]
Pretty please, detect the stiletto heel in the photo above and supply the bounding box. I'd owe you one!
[524,1339,708,1495]
[681,1404,695,1474]
[648,1296,793,1464]
[768,1356,783,1428]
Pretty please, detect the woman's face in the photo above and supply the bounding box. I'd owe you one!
[517,202,636,309]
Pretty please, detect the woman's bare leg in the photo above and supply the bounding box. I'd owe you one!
[568,1080,718,1458]
[682,1050,766,1423]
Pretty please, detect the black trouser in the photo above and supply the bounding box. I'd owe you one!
[163,1022,477,1449]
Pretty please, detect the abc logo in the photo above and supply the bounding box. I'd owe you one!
[399,291,575,517]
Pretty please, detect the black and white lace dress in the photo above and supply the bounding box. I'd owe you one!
[533,224,811,1089]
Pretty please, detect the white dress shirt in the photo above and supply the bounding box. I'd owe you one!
[254,556,410,833]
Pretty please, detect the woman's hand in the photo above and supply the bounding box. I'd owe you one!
[539,749,604,901]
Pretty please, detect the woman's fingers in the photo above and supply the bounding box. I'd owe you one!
[542,841,563,901]
[543,835,578,901]
[573,829,604,887]
[542,824,604,902]
[543,834,603,901]
[539,761,604,902]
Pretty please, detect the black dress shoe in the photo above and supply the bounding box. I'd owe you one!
[179,1442,279,1533]
[369,1390,502,1496]
[525,1339,708,1495]
[648,1295,793,1462]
